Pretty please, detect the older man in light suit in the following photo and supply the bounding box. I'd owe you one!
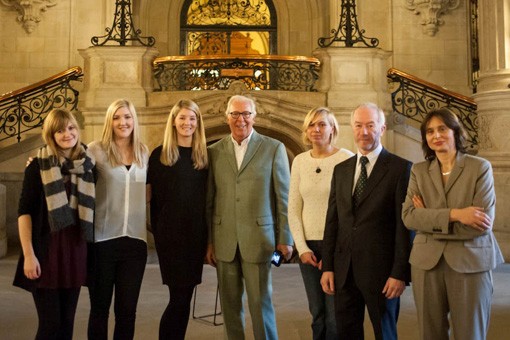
[206,95,293,340]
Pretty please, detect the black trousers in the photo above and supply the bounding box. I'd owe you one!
[159,285,196,340]
[87,237,147,340]
[335,264,400,340]
[32,287,81,340]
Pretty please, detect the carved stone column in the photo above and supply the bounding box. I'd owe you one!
[473,0,510,261]
[78,46,159,142]
[313,47,392,149]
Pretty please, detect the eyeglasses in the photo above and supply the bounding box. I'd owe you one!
[229,111,252,119]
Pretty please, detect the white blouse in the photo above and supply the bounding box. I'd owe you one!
[88,141,148,243]
[288,148,354,256]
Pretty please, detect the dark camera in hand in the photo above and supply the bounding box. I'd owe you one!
[271,250,283,267]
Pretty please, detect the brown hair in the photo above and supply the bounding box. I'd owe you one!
[420,107,468,160]
[42,109,82,160]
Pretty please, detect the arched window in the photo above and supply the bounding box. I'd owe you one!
[180,0,277,55]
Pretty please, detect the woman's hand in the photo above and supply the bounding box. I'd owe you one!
[300,251,319,267]
[412,195,425,208]
[451,207,492,232]
[23,254,41,280]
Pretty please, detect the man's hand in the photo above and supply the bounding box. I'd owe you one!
[205,244,216,267]
[382,277,405,299]
[276,244,293,262]
[320,271,335,295]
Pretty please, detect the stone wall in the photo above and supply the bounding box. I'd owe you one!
[0,183,6,258]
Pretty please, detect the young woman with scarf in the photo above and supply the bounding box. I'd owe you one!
[13,108,95,339]
[86,99,149,340]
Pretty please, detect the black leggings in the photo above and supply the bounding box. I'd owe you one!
[159,285,195,340]
[32,287,81,340]
[87,237,147,340]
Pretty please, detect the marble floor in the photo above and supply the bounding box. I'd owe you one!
[1,248,510,340]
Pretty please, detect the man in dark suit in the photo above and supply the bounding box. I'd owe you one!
[320,102,412,340]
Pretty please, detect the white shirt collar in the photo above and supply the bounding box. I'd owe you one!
[356,143,383,165]
[230,129,253,147]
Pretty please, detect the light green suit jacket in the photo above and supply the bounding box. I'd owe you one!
[207,130,293,263]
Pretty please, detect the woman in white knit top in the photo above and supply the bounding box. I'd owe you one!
[288,107,353,340]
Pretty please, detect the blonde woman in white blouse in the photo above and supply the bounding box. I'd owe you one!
[288,107,353,339]
[87,99,149,340]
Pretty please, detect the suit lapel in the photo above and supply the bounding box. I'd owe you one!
[344,157,356,210]
[239,130,262,174]
[222,137,239,175]
[444,152,466,194]
[428,158,447,203]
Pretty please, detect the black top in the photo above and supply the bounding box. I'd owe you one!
[13,160,87,292]
[148,146,208,287]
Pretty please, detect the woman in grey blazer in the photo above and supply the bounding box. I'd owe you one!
[402,108,504,340]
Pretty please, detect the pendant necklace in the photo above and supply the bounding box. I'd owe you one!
[311,151,322,174]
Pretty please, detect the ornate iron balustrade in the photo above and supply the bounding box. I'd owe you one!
[387,68,478,151]
[153,55,320,91]
[0,67,82,142]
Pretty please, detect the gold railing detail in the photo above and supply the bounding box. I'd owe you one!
[153,54,320,91]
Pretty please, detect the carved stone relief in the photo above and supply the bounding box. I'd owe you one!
[1,0,57,33]
[405,0,460,36]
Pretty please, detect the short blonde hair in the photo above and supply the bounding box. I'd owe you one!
[42,109,82,160]
[161,99,208,169]
[301,107,339,146]
[101,99,148,167]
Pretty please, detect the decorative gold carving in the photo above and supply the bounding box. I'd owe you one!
[405,0,460,36]
[1,0,57,33]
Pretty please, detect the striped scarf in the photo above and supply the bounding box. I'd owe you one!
[38,144,95,242]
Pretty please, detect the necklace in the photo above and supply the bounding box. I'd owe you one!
[316,166,321,174]
[442,171,451,176]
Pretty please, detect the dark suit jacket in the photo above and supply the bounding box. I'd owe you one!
[322,148,412,294]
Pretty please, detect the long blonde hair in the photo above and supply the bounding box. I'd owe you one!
[101,99,148,167]
[42,109,82,161]
[161,99,208,169]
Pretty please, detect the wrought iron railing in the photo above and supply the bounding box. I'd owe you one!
[153,54,320,91]
[387,68,478,151]
[0,67,82,143]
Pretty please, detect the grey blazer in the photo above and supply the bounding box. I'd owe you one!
[206,130,293,263]
[402,152,503,273]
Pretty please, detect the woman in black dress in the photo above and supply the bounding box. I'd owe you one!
[147,99,208,340]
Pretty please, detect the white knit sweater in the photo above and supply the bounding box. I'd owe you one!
[288,148,354,256]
